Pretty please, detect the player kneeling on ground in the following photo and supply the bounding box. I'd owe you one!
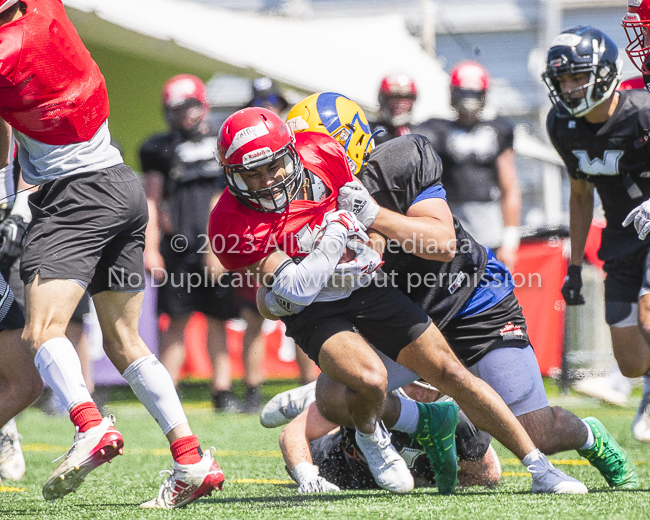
[271,382,500,493]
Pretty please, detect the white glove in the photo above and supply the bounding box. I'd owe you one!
[337,180,379,228]
[623,199,650,240]
[331,239,384,286]
[298,476,341,494]
[293,462,340,494]
[325,210,369,243]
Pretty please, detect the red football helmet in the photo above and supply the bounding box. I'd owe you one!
[0,0,18,13]
[161,74,208,135]
[449,61,490,118]
[623,0,650,76]
[216,107,304,213]
[378,74,417,127]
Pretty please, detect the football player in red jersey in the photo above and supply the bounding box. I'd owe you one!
[210,106,588,495]
[0,1,224,507]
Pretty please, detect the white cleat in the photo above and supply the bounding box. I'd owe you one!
[140,448,225,509]
[573,376,629,407]
[0,418,25,481]
[43,415,124,501]
[525,449,588,494]
[260,381,317,428]
[355,424,414,494]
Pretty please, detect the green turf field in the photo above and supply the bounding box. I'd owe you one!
[1,380,648,520]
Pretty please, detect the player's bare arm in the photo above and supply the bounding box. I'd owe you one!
[568,177,595,266]
[496,148,521,271]
[372,198,456,262]
[143,171,166,280]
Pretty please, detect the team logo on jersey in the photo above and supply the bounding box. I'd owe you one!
[568,121,576,129]
[295,222,323,254]
[572,150,624,176]
[500,322,524,340]
[447,126,498,162]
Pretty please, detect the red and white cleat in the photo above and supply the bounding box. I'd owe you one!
[43,415,124,501]
[140,448,225,509]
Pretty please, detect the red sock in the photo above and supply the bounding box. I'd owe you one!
[69,402,103,433]
[170,435,202,465]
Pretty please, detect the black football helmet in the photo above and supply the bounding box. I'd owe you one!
[542,26,622,117]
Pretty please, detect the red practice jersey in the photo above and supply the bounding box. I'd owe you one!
[0,0,110,145]
[209,132,353,271]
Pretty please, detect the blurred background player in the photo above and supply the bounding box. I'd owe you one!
[414,61,521,272]
[544,25,650,444]
[370,74,418,145]
[0,2,223,506]
[277,382,500,493]
[141,74,265,413]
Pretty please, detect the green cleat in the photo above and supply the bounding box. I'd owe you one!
[409,401,459,494]
[577,417,639,490]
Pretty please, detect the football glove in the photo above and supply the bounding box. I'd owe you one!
[561,265,585,305]
[0,215,28,270]
[331,239,384,287]
[325,210,368,243]
[623,199,650,240]
[337,180,379,228]
[297,476,341,494]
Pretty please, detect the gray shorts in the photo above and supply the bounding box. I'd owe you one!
[468,345,549,416]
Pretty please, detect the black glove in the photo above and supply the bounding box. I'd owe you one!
[0,215,28,271]
[561,264,585,305]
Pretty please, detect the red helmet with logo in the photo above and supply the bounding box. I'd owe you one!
[378,74,417,127]
[623,0,650,77]
[161,74,208,135]
[216,107,304,213]
[449,61,490,117]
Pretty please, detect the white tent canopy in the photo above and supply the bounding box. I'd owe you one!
[64,0,452,121]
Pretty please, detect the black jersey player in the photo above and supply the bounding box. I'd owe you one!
[285,91,637,491]
[544,25,650,444]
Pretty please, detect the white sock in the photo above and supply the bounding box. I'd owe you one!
[357,421,383,441]
[391,396,419,434]
[580,420,595,450]
[521,448,550,471]
[34,338,92,413]
[122,355,188,435]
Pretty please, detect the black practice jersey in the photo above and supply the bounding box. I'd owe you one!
[358,135,487,329]
[139,129,226,251]
[413,117,514,204]
[547,89,650,261]
[312,410,491,490]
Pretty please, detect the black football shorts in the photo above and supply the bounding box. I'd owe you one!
[157,237,240,321]
[20,164,148,296]
[282,277,432,365]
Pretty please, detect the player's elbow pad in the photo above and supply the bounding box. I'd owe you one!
[270,225,347,307]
